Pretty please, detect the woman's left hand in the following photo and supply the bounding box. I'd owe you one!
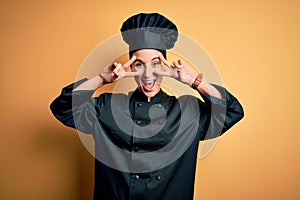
[156,55,197,86]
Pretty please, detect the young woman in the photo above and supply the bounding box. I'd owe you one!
[50,13,244,200]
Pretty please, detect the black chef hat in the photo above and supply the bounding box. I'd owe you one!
[120,13,178,58]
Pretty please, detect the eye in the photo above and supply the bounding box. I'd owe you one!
[152,62,161,67]
[134,63,143,68]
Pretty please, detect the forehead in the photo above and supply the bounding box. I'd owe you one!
[133,49,162,61]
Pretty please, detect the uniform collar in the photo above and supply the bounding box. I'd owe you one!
[130,88,168,103]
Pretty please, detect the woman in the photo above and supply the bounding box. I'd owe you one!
[50,13,243,200]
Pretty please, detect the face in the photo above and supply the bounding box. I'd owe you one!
[131,49,164,99]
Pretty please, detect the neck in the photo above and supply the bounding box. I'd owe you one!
[138,87,158,102]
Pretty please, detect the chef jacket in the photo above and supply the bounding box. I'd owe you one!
[50,78,244,200]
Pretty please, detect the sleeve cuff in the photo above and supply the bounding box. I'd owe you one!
[199,84,227,107]
[60,78,96,101]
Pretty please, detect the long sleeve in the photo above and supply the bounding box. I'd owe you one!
[199,84,244,140]
[50,78,97,134]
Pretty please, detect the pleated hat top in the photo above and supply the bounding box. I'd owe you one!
[120,13,178,57]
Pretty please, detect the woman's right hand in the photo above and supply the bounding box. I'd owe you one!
[99,55,140,84]
[73,56,140,91]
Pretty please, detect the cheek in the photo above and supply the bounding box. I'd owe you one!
[155,75,163,84]
[134,76,141,85]
[154,67,163,80]
[132,67,144,74]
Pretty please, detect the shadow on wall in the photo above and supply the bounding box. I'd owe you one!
[0,121,94,200]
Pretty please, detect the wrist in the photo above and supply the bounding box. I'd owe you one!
[189,75,197,87]
[97,73,105,87]
[191,73,203,89]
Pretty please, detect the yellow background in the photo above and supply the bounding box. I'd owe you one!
[1,0,299,199]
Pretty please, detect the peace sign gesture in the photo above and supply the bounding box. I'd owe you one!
[156,55,197,86]
[99,55,140,84]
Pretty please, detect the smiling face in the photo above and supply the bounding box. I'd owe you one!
[131,49,164,100]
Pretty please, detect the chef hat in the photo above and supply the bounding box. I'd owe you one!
[120,13,178,58]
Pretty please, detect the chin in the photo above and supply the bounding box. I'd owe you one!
[140,86,158,98]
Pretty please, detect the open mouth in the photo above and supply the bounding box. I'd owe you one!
[141,80,156,91]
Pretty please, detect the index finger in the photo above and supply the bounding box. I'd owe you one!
[124,71,141,77]
[122,55,136,69]
[159,54,172,68]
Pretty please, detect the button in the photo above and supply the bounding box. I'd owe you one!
[157,104,162,108]
[156,175,161,180]
[134,175,139,180]
[137,103,143,107]
[136,120,142,125]
[133,147,139,152]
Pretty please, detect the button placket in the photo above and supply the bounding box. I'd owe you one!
[135,102,145,126]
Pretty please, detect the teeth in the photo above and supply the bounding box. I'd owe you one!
[143,80,155,84]
[142,80,156,91]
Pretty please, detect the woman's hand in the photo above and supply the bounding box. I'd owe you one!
[73,56,140,91]
[99,55,140,84]
[156,55,197,86]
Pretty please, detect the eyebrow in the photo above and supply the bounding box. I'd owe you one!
[152,56,160,61]
[133,59,144,64]
[133,56,160,64]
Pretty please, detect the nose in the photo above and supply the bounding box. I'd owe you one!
[143,65,154,78]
